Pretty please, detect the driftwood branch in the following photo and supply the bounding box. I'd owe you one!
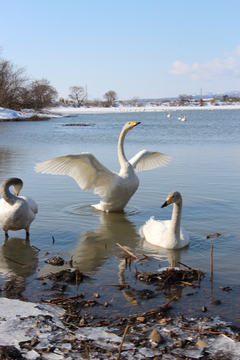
[116,243,137,259]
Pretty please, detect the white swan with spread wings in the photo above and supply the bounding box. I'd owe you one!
[35,122,171,212]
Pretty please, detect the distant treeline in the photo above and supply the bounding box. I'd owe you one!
[0,53,58,110]
[0,51,118,111]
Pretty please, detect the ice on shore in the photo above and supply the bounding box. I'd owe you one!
[0,298,65,348]
[1,289,240,359]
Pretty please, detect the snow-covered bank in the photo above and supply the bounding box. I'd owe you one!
[0,107,61,120]
[48,103,240,116]
[1,103,240,121]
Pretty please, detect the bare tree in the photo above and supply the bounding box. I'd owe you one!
[131,96,139,107]
[29,78,58,110]
[69,86,86,106]
[103,90,118,107]
[0,58,28,110]
[0,52,58,110]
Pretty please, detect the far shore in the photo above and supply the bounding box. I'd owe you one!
[1,103,240,121]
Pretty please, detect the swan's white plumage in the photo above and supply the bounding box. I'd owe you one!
[140,191,189,249]
[129,150,170,172]
[35,153,116,197]
[181,114,186,121]
[0,177,38,238]
[35,122,171,212]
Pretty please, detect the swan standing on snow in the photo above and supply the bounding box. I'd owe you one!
[139,191,189,249]
[0,178,38,239]
[35,122,171,212]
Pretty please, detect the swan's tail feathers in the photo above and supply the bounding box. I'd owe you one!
[139,225,145,238]
[129,150,171,173]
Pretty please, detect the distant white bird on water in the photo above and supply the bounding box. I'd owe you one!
[139,190,189,249]
[0,177,38,239]
[167,111,171,118]
[178,113,182,120]
[181,114,186,121]
[35,122,171,213]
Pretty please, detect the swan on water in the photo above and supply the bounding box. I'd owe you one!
[181,114,186,121]
[0,177,38,239]
[139,190,189,249]
[35,122,171,212]
[167,111,171,118]
[178,113,182,120]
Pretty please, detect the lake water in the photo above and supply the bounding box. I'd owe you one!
[0,109,239,324]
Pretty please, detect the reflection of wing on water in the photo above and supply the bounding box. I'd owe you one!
[70,211,140,273]
[0,237,39,279]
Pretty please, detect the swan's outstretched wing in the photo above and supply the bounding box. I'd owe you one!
[129,150,171,173]
[35,153,116,197]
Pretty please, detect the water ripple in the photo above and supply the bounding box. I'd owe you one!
[64,204,141,217]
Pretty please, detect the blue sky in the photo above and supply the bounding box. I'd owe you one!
[1,0,240,101]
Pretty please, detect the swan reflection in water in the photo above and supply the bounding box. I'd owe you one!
[141,239,189,267]
[117,238,189,305]
[69,209,140,274]
[0,237,39,293]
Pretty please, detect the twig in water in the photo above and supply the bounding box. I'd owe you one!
[116,243,137,259]
[32,245,40,251]
[210,244,213,281]
[4,256,30,267]
[69,255,73,267]
[136,249,148,259]
[134,262,139,276]
[166,294,177,306]
[177,261,192,270]
[198,270,201,286]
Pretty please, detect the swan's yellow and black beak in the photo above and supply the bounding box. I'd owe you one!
[130,121,141,127]
[161,196,172,208]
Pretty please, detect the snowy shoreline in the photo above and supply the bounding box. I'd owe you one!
[1,104,240,121]
[0,296,240,359]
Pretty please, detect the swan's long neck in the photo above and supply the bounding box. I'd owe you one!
[168,201,182,241]
[0,178,21,206]
[118,127,129,168]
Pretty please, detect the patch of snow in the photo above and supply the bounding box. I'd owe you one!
[0,107,61,120]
